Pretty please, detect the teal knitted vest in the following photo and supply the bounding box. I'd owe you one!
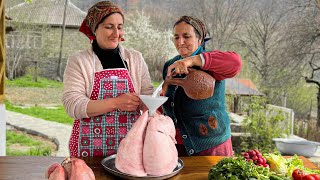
[162,47,231,156]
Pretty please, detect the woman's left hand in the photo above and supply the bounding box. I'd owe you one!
[166,55,202,77]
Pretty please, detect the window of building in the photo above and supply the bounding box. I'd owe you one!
[6,31,42,49]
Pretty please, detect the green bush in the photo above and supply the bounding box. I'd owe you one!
[240,97,284,154]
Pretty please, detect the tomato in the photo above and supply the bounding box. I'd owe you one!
[309,174,320,180]
[302,175,316,180]
[292,169,305,180]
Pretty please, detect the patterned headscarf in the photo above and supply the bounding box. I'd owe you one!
[79,1,124,42]
[174,15,211,49]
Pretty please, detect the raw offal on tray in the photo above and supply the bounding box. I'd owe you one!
[115,111,178,176]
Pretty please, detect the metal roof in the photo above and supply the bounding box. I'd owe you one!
[225,78,264,96]
[6,0,86,28]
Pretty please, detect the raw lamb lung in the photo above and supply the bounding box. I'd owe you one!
[115,111,148,177]
[143,114,178,176]
[46,158,95,180]
[64,158,95,180]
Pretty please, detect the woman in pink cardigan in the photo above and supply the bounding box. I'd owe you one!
[62,1,154,158]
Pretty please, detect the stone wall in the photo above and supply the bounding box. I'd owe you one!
[38,27,90,79]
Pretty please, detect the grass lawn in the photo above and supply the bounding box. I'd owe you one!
[6,75,63,88]
[6,130,53,156]
[5,101,74,125]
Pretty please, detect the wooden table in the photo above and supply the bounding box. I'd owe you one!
[0,156,318,180]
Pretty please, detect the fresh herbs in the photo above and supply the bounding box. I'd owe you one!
[208,157,271,180]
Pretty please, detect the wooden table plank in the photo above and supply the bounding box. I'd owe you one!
[0,156,318,180]
[292,156,320,170]
[0,156,64,180]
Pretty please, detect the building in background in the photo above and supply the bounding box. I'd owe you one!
[226,78,265,114]
[5,0,87,80]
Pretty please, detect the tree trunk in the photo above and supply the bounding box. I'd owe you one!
[234,96,239,114]
[56,0,68,82]
[9,70,13,81]
[124,0,128,12]
[317,88,320,127]
[33,61,38,82]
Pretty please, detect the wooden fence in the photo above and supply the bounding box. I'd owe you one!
[295,119,320,142]
[0,0,5,103]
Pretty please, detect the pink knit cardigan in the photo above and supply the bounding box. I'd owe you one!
[62,45,154,119]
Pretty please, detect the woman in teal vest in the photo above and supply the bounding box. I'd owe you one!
[162,16,242,156]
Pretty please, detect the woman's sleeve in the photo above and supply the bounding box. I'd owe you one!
[62,55,90,120]
[201,50,242,81]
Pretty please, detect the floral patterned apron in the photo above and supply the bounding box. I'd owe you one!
[69,54,140,157]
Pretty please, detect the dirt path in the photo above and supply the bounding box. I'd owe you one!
[5,87,63,107]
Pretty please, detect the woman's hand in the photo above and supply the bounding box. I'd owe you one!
[167,55,202,77]
[87,93,141,117]
[140,102,149,113]
[115,93,141,112]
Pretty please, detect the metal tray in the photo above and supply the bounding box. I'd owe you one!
[101,154,184,180]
